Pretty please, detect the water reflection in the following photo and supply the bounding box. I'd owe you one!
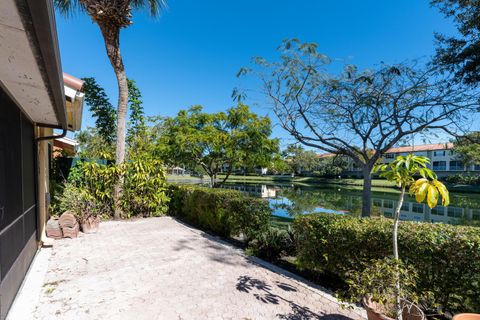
[221,183,480,226]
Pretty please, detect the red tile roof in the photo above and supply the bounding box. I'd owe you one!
[385,143,454,154]
[317,153,336,158]
[316,143,454,158]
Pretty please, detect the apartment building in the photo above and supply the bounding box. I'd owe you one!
[382,143,479,177]
[341,143,479,178]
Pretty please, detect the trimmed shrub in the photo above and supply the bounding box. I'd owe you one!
[444,174,480,185]
[293,214,480,314]
[168,185,270,241]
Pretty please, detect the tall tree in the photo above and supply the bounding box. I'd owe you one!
[127,78,146,146]
[82,77,117,144]
[55,0,167,219]
[161,104,279,187]
[431,0,480,86]
[245,39,478,217]
[282,144,319,175]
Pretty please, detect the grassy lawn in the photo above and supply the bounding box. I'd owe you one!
[218,174,397,188]
[167,174,480,193]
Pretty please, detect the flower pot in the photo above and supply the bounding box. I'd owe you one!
[81,216,100,234]
[362,297,425,320]
[453,314,480,320]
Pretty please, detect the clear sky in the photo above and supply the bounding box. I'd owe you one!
[55,0,456,146]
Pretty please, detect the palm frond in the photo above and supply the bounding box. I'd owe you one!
[54,0,85,17]
[130,0,168,17]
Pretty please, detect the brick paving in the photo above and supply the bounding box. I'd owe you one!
[32,217,365,320]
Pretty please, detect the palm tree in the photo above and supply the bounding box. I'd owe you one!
[55,0,167,218]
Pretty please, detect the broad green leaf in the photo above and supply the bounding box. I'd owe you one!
[415,181,429,203]
[427,184,439,209]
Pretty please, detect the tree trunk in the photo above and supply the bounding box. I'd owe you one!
[393,187,405,320]
[361,165,373,217]
[98,24,128,219]
[210,174,215,188]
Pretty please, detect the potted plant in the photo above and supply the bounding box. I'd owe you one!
[347,257,422,320]
[352,154,450,320]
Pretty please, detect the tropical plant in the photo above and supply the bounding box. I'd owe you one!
[373,155,449,319]
[120,155,169,218]
[69,160,120,216]
[54,0,168,219]
[247,227,295,261]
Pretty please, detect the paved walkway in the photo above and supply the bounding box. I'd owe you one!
[18,217,365,320]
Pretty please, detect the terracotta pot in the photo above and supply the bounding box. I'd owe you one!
[81,216,100,234]
[453,314,480,320]
[362,297,425,320]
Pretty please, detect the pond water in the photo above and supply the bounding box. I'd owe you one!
[221,183,480,226]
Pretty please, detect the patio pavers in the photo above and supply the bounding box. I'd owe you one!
[30,217,365,320]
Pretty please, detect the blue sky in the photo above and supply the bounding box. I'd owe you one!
[56,0,456,146]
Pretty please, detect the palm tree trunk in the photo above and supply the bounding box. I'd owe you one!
[98,24,128,219]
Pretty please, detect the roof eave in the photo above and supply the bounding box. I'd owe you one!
[19,0,67,129]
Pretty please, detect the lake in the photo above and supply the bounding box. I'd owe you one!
[221,183,480,226]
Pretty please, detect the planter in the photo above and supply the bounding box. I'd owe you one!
[80,216,100,234]
[362,297,425,320]
[453,314,480,320]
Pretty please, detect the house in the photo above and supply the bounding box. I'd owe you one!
[0,0,84,318]
[53,136,80,157]
[322,142,479,178]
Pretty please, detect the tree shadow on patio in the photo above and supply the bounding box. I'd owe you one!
[236,276,355,320]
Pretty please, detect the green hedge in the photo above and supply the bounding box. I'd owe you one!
[293,214,480,314]
[168,185,270,241]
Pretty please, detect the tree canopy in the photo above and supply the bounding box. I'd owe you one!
[160,104,279,186]
[431,0,480,86]
[127,79,147,148]
[453,132,480,166]
[82,77,117,144]
[282,144,319,175]
[245,39,479,216]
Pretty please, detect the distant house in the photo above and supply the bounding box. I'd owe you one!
[54,136,80,157]
[319,142,479,178]
[0,0,84,318]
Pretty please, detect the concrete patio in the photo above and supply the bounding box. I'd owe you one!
[9,217,365,320]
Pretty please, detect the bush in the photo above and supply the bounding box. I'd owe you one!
[55,182,107,221]
[293,214,480,314]
[444,174,480,185]
[345,258,419,318]
[247,227,295,261]
[168,185,270,241]
[120,157,169,218]
[65,158,169,218]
